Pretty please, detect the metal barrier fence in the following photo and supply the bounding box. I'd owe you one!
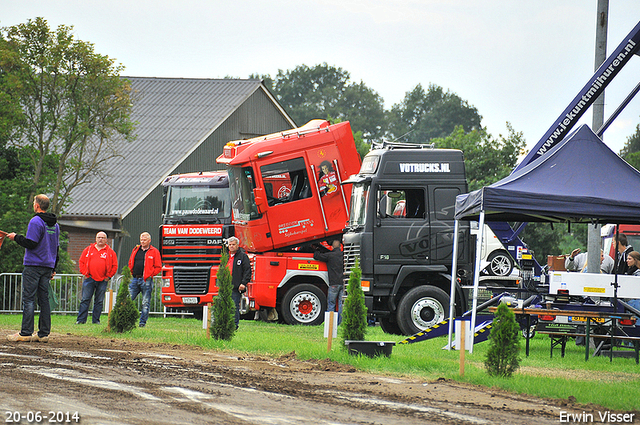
[0,273,172,316]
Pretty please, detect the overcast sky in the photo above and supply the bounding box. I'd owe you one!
[2,1,640,154]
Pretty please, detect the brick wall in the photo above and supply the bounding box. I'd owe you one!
[66,229,116,273]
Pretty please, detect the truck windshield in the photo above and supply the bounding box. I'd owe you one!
[349,182,370,228]
[165,186,231,221]
[228,166,260,221]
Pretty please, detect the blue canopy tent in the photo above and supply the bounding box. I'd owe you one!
[448,125,640,351]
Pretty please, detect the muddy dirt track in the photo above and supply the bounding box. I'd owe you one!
[0,330,631,425]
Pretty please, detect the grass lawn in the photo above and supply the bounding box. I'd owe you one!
[1,313,639,411]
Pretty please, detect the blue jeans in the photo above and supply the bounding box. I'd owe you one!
[129,277,153,325]
[628,299,640,317]
[77,277,108,324]
[327,285,344,325]
[21,266,53,337]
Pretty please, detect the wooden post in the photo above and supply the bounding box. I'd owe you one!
[327,311,335,352]
[206,303,212,339]
[459,319,466,376]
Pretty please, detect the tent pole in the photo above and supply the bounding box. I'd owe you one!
[470,211,485,354]
[614,224,620,313]
[447,219,460,350]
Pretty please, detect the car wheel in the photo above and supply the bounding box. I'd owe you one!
[487,250,514,276]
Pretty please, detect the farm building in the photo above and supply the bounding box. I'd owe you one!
[59,77,295,271]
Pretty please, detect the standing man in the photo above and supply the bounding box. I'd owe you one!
[313,239,344,324]
[226,237,251,329]
[128,232,162,327]
[76,232,118,324]
[614,234,633,275]
[6,194,60,342]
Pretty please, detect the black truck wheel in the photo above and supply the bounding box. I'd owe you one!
[379,316,403,335]
[397,286,450,336]
[281,284,326,326]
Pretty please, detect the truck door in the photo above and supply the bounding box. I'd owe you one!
[259,156,322,249]
[429,185,464,264]
[374,187,429,269]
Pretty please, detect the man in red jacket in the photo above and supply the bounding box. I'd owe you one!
[76,232,118,324]
[128,232,162,327]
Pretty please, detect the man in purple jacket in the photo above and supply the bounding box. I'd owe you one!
[6,194,60,343]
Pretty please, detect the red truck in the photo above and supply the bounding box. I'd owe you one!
[217,120,361,325]
[159,171,234,318]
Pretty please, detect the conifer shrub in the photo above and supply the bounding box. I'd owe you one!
[485,302,521,377]
[108,266,139,333]
[211,247,235,340]
[341,258,367,344]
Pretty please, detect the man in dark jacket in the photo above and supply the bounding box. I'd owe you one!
[6,194,60,343]
[227,237,251,329]
[614,233,633,275]
[128,232,162,327]
[313,239,344,324]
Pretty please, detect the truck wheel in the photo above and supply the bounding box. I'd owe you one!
[379,317,403,335]
[487,250,514,276]
[397,286,449,336]
[281,284,326,326]
[190,307,204,320]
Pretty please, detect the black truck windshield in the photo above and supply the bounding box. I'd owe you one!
[165,186,231,221]
[349,182,370,228]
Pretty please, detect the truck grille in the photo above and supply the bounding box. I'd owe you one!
[162,237,222,264]
[343,242,360,282]
[173,266,211,294]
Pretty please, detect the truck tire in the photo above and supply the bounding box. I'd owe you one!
[396,286,449,336]
[487,250,514,276]
[379,317,403,335]
[190,307,204,320]
[281,284,326,326]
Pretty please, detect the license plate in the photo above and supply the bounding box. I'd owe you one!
[570,316,605,323]
[182,297,198,304]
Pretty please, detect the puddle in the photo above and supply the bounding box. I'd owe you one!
[48,348,111,360]
[138,352,182,360]
[23,365,161,401]
[331,393,490,424]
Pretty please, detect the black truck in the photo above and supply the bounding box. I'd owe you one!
[342,142,478,335]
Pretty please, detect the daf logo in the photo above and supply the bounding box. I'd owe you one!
[164,239,176,245]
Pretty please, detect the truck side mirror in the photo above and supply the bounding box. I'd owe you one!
[253,187,266,214]
[378,195,387,218]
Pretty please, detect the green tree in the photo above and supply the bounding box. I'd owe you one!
[432,124,526,191]
[485,303,520,377]
[271,63,385,141]
[211,247,235,340]
[386,83,482,144]
[625,151,640,171]
[0,17,136,215]
[619,123,640,159]
[341,258,367,343]
[518,222,589,264]
[108,267,138,333]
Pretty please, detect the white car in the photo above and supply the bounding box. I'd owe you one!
[470,224,516,277]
